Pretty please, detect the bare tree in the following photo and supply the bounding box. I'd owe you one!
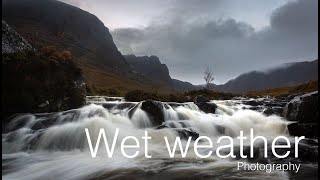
[204,67,214,89]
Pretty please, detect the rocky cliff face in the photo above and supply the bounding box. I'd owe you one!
[125,55,173,87]
[2,20,34,54]
[2,0,129,72]
[3,0,179,93]
[2,20,86,118]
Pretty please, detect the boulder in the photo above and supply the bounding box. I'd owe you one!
[245,100,263,106]
[283,91,318,123]
[194,95,210,104]
[156,124,199,141]
[263,107,284,116]
[283,91,318,137]
[193,95,217,114]
[140,100,164,126]
[174,128,199,141]
[287,123,318,138]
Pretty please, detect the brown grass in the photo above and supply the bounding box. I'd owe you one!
[245,80,318,97]
[80,64,177,96]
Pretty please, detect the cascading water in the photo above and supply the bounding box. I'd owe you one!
[130,103,152,128]
[2,97,316,180]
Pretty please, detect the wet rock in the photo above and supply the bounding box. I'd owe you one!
[268,139,318,164]
[196,102,217,114]
[283,91,318,123]
[214,125,225,135]
[245,100,262,106]
[283,91,318,137]
[174,128,199,141]
[113,103,136,110]
[141,100,164,126]
[156,122,199,140]
[248,106,264,111]
[157,121,192,129]
[194,95,210,104]
[263,107,283,116]
[287,123,318,138]
[193,95,217,114]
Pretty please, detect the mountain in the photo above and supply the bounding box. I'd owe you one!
[124,55,173,87]
[2,0,128,71]
[2,0,175,94]
[170,60,318,93]
[2,0,317,95]
[218,60,318,93]
[172,79,196,91]
[2,0,198,94]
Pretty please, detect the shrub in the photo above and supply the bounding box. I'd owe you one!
[2,47,85,114]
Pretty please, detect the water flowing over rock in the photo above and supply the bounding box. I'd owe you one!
[141,100,165,126]
[2,96,318,179]
[193,95,217,113]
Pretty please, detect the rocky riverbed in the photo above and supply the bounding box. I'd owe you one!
[2,92,318,180]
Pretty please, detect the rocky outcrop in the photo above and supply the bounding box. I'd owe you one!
[193,95,217,114]
[2,20,34,55]
[283,91,318,138]
[140,100,165,126]
[2,21,87,118]
[124,55,173,87]
[263,107,284,116]
[283,91,318,123]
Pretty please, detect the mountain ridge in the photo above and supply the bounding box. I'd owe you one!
[3,0,318,94]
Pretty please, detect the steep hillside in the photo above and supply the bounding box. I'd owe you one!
[219,60,318,93]
[2,0,178,94]
[172,79,196,91]
[2,0,128,71]
[2,20,86,116]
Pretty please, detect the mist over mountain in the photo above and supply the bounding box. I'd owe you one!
[216,60,318,93]
[2,0,318,94]
[2,0,175,93]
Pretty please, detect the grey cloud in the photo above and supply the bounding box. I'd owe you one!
[270,0,317,34]
[111,0,317,84]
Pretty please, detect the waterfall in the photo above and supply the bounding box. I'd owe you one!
[163,104,179,121]
[2,97,298,180]
[130,103,152,128]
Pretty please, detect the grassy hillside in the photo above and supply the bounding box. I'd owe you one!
[2,47,86,114]
[245,80,318,97]
[2,0,176,96]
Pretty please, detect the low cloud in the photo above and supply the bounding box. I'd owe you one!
[112,0,318,84]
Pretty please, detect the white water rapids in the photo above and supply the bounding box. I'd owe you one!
[1,97,311,180]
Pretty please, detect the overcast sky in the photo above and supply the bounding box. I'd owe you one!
[60,0,318,84]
